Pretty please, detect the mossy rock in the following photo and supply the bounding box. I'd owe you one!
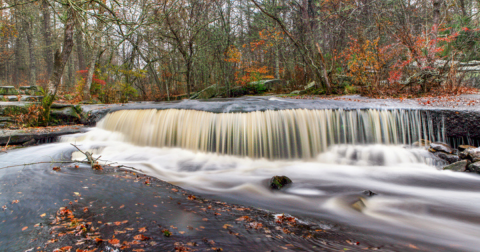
[443,160,469,172]
[269,175,292,190]
[0,86,19,95]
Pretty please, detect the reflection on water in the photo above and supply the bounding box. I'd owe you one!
[60,128,480,251]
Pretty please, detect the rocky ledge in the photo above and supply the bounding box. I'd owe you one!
[421,140,480,173]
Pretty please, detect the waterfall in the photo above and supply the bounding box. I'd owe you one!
[96,109,443,159]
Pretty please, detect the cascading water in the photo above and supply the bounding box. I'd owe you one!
[58,106,480,251]
[96,108,444,159]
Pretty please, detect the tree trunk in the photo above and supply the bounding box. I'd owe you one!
[23,21,36,87]
[42,0,53,78]
[275,45,280,79]
[83,45,99,100]
[458,0,467,17]
[83,18,104,101]
[76,31,86,71]
[44,7,76,122]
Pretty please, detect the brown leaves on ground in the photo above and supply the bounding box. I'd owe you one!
[92,163,103,170]
[235,216,251,222]
[22,226,28,231]
[249,222,263,229]
[53,166,61,171]
[134,234,150,241]
[138,227,147,233]
[108,238,120,245]
[11,200,19,204]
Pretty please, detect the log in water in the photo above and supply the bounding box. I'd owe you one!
[97,108,444,159]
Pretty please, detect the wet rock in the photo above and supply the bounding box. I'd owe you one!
[459,148,480,162]
[459,145,477,152]
[443,160,469,172]
[22,138,36,146]
[363,190,377,197]
[468,162,480,173]
[433,152,461,164]
[269,176,292,190]
[412,139,431,147]
[429,142,454,154]
[351,197,367,212]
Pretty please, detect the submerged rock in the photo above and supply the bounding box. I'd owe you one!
[363,190,377,197]
[269,176,292,190]
[351,197,367,212]
[443,160,469,172]
[468,162,480,173]
[429,142,454,154]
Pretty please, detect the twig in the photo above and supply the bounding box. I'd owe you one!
[70,143,95,167]
[0,161,87,170]
[0,136,11,153]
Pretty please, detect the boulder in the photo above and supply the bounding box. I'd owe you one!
[429,142,454,154]
[290,90,306,95]
[50,106,80,121]
[468,161,480,173]
[248,79,287,92]
[304,81,317,91]
[459,145,477,152]
[443,160,469,172]
[269,175,292,190]
[190,84,224,99]
[459,148,480,162]
[0,86,19,95]
[433,152,461,164]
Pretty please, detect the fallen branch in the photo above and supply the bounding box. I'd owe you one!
[0,136,11,153]
[0,161,86,170]
[71,143,96,167]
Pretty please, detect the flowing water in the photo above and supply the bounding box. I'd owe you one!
[5,104,480,250]
[55,107,480,251]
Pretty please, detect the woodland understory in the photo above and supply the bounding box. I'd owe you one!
[0,0,479,126]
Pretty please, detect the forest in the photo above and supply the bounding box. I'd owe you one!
[0,0,479,106]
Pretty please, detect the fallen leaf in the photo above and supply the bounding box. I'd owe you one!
[134,234,150,241]
[223,224,232,229]
[22,226,28,231]
[108,238,120,245]
[40,213,46,217]
[138,227,147,233]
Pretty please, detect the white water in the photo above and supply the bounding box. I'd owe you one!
[97,109,444,159]
[61,108,480,251]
